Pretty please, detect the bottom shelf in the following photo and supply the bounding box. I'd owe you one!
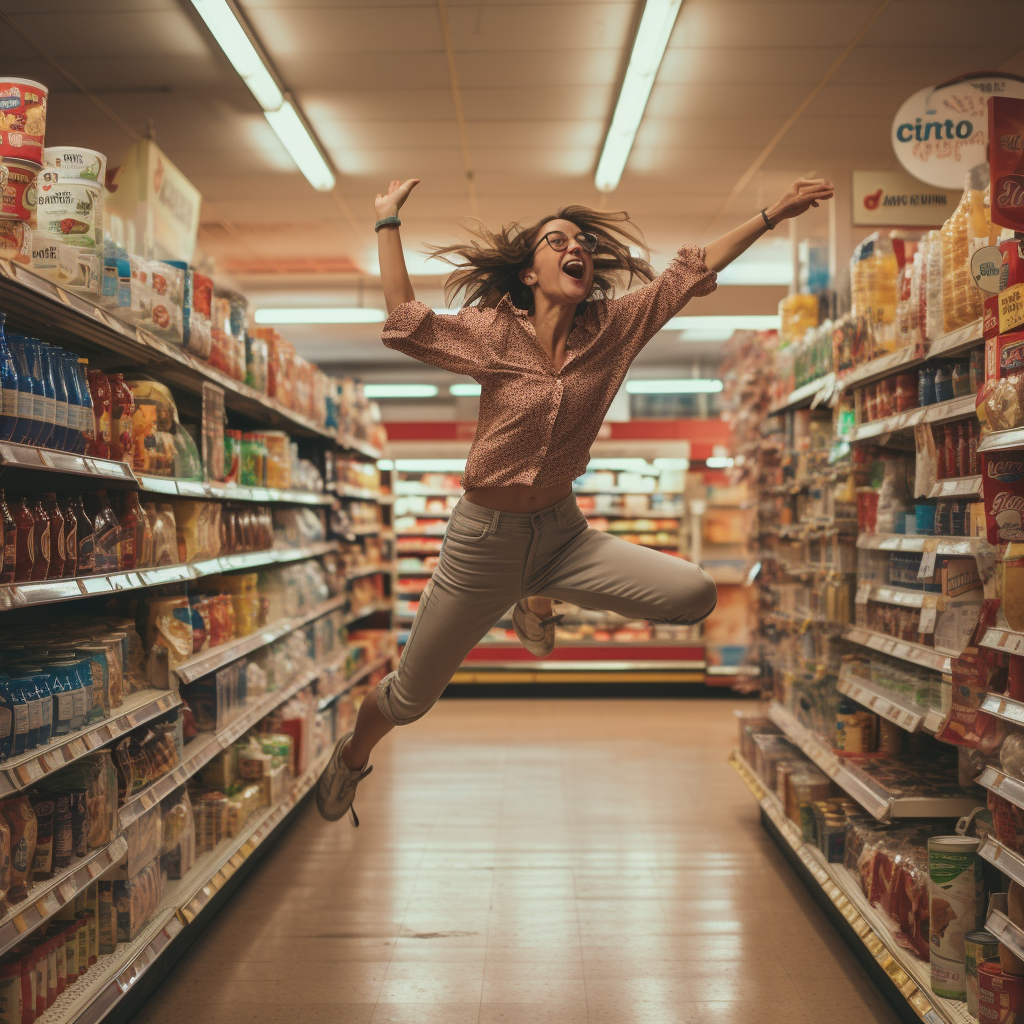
[730,751,972,1024]
[39,745,336,1024]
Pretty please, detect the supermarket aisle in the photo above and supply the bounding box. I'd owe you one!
[134,700,899,1024]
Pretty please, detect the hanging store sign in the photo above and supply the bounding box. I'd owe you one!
[106,139,202,263]
[891,74,1024,189]
[851,170,961,227]
[989,95,1024,232]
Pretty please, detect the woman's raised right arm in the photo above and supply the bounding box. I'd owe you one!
[375,178,420,313]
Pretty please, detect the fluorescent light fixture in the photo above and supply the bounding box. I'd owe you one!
[653,457,690,470]
[376,459,395,470]
[395,459,467,472]
[716,262,793,286]
[254,307,386,325]
[625,379,723,394]
[594,0,683,192]
[706,456,735,468]
[676,328,736,344]
[191,0,283,111]
[587,458,652,472]
[664,315,780,332]
[432,308,459,316]
[449,383,482,397]
[363,384,439,399]
[265,102,336,192]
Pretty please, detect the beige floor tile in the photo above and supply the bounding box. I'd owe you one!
[135,700,901,1024]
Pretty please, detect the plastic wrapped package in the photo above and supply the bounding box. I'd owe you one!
[990,792,1024,853]
[0,797,37,904]
[191,791,228,854]
[141,503,178,566]
[274,506,325,547]
[80,752,119,849]
[186,272,213,360]
[160,789,195,880]
[126,381,182,478]
[941,181,990,334]
[172,428,203,480]
[148,262,185,344]
[142,595,193,673]
[172,500,221,562]
[921,230,944,342]
[851,233,900,357]
[1002,729,1024,781]
[119,802,162,878]
[874,457,912,534]
[225,784,262,837]
[113,714,183,802]
[113,858,162,942]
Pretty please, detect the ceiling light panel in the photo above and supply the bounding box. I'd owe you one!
[595,0,683,192]
[254,308,385,325]
[624,379,723,394]
[363,384,439,399]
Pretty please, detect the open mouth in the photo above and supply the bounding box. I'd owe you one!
[561,257,585,280]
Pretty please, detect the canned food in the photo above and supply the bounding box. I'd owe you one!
[978,961,1024,1023]
[0,77,47,164]
[966,930,1000,1018]
[929,835,983,999]
[33,170,101,248]
[42,146,105,185]
[0,159,37,221]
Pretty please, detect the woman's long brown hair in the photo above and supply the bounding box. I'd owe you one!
[428,206,655,310]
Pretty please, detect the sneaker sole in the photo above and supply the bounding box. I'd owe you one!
[512,603,555,658]
[315,734,354,822]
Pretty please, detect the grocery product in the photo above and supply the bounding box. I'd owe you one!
[0,78,47,165]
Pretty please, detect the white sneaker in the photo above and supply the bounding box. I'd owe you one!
[512,600,563,658]
[315,731,373,825]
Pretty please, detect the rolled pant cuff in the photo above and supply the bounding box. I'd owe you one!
[376,670,434,727]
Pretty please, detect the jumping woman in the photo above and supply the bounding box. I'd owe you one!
[316,176,834,823]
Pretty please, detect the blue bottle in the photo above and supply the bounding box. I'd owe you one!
[32,341,56,449]
[61,353,84,454]
[7,339,37,445]
[8,675,39,751]
[44,345,70,451]
[4,676,28,756]
[0,313,19,441]
[74,357,94,455]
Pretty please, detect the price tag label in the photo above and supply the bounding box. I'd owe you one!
[919,605,938,634]
[86,859,102,878]
[58,881,77,903]
[0,259,12,278]
[55,286,72,306]
[11,915,28,934]
[918,548,938,579]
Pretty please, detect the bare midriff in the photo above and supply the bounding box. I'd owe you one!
[463,482,572,513]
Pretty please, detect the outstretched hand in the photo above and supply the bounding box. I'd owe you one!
[767,178,834,223]
[375,178,420,220]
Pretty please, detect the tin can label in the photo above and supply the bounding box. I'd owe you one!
[929,838,983,999]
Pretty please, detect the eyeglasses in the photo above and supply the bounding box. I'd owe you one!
[537,230,599,254]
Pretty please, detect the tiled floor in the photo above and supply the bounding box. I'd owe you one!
[135,698,900,1024]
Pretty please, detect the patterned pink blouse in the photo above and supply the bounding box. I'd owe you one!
[382,244,717,489]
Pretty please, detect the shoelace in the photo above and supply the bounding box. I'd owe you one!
[348,764,374,827]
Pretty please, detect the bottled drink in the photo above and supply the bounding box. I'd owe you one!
[40,494,66,579]
[0,489,16,584]
[9,338,44,445]
[61,495,78,578]
[44,345,70,451]
[0,312,19,441]
[61,353,84,454]
[68,493,94,575]
[84,490,119,572]
[28,497,51,581]
[109,373,134,463]
[76,358,95,455]
[29,341,56,448]
[10,495,34,582]
[117,491,151,570]
[86,368,111,459]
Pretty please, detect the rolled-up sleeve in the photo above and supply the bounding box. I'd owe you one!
[382,300,490,376]
[603,245,717,353]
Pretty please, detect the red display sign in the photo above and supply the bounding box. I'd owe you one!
[989,96,1024,232]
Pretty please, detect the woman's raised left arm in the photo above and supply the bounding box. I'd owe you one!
[703,177,835,273]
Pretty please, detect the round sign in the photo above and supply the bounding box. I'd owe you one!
[970,246,1002,295]
[891,75,1024,188]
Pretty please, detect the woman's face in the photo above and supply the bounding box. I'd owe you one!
[519,218,595,307]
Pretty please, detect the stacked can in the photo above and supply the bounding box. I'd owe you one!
[0,77,47,261]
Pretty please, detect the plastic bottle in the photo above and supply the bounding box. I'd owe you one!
[60,353,83,454]
[9,495,34,582]
[86,368,111,459]
[75,358,95,455]
[0,490,15,585]
[9,338,45,445]
[28,497,51,581]
[6,677,29,754]
[84,491,119,572]
[42,345,69,451]
[67,494,94,576]
[46,661,76,738]
[0,312,19,441]
[30,341,56,449]
[108,373,134,463]
[40,494,66,579]
[60,496,77,578]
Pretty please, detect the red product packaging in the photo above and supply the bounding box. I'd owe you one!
[1000,237,1024,292]
[978,962,1024,1023]
[987,329,1024,383]
[943,423,957,480]
[985,294,1001,343]
[989,96,1024,233]
[969,419,979,476]
[982,451,1024,545]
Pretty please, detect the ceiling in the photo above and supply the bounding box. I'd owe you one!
[4,0,1024,386]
